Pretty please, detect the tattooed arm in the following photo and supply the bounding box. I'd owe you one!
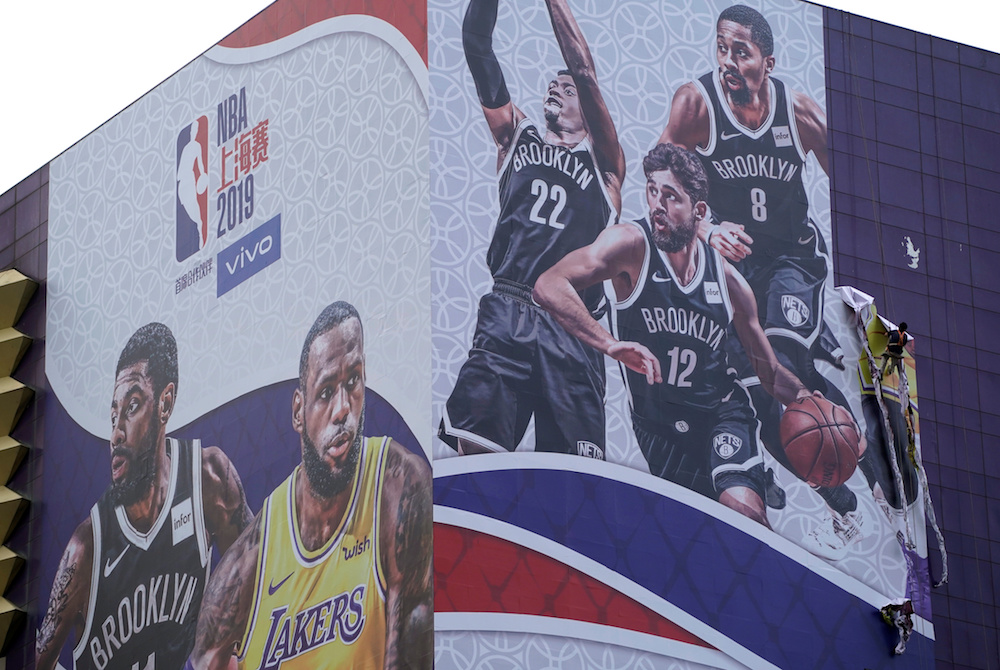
[190,514,261,670]
[202,445,253,555]
[379,441,433,670]
[37,519,93,670]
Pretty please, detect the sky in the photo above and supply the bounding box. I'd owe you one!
[0,0,996,195]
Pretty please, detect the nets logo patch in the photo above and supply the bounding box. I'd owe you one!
[772,125,793,148]
[577,441,605,460]
[713,433,743,459]
[674,421,689,433]
[171,498,194,545]
[781,294,810,327]
[704,281,722,304]
[176,116,210,262]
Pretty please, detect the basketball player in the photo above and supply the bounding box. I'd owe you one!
[439,0,625,458]
[37,323,252,670]
[658,5,892,557]
[535,143,828,527]
[190,302,432,669]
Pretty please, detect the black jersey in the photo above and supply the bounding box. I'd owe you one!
[487,118,616,311]
[612,220,739,419]
[695,72,812,258]
[75,438,210,670]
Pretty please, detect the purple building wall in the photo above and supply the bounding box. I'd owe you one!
[826,9,1000,669]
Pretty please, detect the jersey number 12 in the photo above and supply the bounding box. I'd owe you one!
[665,347,696,387]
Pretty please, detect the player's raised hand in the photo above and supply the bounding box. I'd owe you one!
[709,221,753,261]
[607,341,662,385]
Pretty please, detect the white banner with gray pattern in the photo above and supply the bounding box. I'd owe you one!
[48,18,430,455]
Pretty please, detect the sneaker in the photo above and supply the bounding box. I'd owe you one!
[764,468,786,510]
[874,493,916,547]
[874,491,893,523]
[801,512,849,561]
[835,510,866,546]
[800,509,866,561]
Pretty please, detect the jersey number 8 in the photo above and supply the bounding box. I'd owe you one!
[750,187,767,222]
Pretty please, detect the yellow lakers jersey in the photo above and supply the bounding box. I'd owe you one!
[237,436,390,669]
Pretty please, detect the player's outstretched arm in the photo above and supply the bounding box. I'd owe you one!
[190,515,261,670]
[463,0,525,160]
[202,445,253,556]
[792,89,828,175]
[380,441,433,669]
[725,263,810,406]
[544,0,626,201]
[534,225,661,384]
[36,520,93,670]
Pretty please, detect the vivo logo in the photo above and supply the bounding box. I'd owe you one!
[217,214,281,297]
[225,235,274,275]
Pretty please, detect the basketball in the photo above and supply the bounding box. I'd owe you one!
[780,396,861,487]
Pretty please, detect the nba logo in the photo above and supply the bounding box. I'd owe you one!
[176,116,210,262]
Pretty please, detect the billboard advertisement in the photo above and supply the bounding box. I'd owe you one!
[29,0,944,668]
[37,2,433,669]
[430,0,936,667]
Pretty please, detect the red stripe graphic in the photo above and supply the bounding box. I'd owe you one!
[219,0,427,65]
[435,523,713,648]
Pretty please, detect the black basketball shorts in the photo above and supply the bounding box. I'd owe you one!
[440,287,606,458]
[632,391,765,500]
[736,222,829,348]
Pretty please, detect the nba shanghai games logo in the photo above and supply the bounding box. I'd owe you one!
[173,87,279,297]
[176,116,210,262]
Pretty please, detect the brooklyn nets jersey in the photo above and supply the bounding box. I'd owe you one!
[488,118,617,311]
[611,220,738,419]
[74,438,210,670]
[237,436,390,670]
[695,73,811,258]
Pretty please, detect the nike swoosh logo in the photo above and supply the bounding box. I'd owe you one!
[268,572,293,596]
[651,271,672,283]
[797,234,816,245]
[720,131,742,140]
[104,546,129,578]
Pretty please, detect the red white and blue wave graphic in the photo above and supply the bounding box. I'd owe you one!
[433,454,934,669]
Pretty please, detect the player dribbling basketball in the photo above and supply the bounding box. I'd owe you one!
[658,4,895,558]
[535,143,835,527]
